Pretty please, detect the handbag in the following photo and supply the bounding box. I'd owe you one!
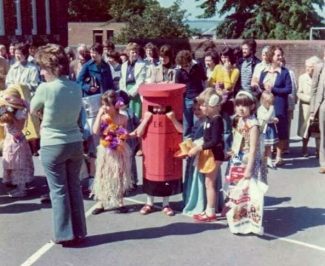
[308,116,320,138]
[82,75,102,118]
[82,94,101,118]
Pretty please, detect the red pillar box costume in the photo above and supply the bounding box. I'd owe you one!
[139,84,185,197]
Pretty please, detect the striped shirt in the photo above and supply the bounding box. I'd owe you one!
[240,58,253,92]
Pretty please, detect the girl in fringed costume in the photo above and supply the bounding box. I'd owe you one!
[90,90,132,215]
[0,87,34,197]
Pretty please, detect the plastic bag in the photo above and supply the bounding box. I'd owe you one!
[226,178,268,235]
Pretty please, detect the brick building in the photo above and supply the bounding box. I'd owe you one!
[0,0,68,46]
[68,22,127,47]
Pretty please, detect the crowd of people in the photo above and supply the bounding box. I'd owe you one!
[0,38,325,246]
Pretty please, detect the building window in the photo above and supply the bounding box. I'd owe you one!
[106,30,114,41]
[93,30,103,44]
[0,0,4,36]
[45,0,51,34]
[15,0,22,35]
[31,0,37,35]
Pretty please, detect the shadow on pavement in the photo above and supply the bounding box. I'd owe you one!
[264,196,291,206]
[262,206,325,239]
[0,202,51,213]
[0,176,49,205]
[75,222,225,248]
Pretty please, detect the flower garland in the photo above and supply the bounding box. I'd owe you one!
[99,115,128,151]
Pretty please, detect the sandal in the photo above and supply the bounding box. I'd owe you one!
[162,206,175,216]
[140,204,153,215]
[193,212,216,222]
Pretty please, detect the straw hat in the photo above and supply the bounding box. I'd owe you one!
[174,139,194,158]
[0,87,26,110]
[198,149,216,174]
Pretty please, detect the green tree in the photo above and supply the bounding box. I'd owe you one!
[196,0,325,39]
[114,0,193,43]
[68,0,111,22]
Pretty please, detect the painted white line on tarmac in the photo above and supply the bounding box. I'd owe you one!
[263,233,325,252]
[21,197,325,266]
[20,203,98,266]
[125,197,325,253]
[21,242,54,266]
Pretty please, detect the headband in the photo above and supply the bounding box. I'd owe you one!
[208,94,222,107]
[236,91,254,101]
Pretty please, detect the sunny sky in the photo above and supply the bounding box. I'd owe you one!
[158,0,224,20]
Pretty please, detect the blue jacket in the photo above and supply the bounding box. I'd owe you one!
[77,59,114,96]
[259,67,292,118]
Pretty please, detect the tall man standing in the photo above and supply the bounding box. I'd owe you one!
[238,39,261,96]
[310,47,325,173]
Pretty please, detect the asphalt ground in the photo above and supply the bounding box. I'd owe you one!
[1,111,325,266]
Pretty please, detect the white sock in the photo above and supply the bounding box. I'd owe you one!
[162,196,169,207]
[146,195,154,206]
[205,207,215,216]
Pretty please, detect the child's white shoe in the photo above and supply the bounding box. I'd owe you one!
[267,158,275,169]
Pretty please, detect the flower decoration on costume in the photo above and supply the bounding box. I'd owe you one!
[115,96,125,109]
[99,115,128,151]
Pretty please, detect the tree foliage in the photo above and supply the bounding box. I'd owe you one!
[114,0,193,43]
[196,0,325,39]
[68,0,112,22]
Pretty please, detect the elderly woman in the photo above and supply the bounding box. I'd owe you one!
[31,44,86,246]
[259,45,292,167]
[297,56,322,157]
[119,42,146,118]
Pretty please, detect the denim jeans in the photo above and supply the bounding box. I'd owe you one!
[41,142,87,242]
[222,112,233,153]
[183,97,195,138]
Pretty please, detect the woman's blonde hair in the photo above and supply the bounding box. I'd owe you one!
[196,87,216,105]
[126,42,140,53]
[35,43,69,77]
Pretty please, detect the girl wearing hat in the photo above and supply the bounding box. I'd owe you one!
[188,91,225,222]
[0,87,34,197]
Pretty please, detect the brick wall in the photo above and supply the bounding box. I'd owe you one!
[191,39,325,77]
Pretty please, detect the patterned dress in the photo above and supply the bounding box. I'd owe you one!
[2,112,34,185]
[235,115,267,183]
[90,116,132,207]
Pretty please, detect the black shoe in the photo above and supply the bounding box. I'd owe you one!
[115,206,128,213]
[40,194,51,204]
[92,208,105,215]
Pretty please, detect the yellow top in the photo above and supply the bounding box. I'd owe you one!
[209,64,240,92]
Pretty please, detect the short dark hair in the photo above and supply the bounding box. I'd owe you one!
[103,40,115,51]
[175,50,192,66]
[220,47,235,64]
[90,43,103,55]
[242,39,257,54]
[107,51,121,64]
[15,43,29,57]
[159,44,174,60]
[204,51,219,65]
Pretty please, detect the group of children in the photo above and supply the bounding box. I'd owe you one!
[1,76,272,234]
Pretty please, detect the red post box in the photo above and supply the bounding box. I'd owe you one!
[139,83,185,196]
